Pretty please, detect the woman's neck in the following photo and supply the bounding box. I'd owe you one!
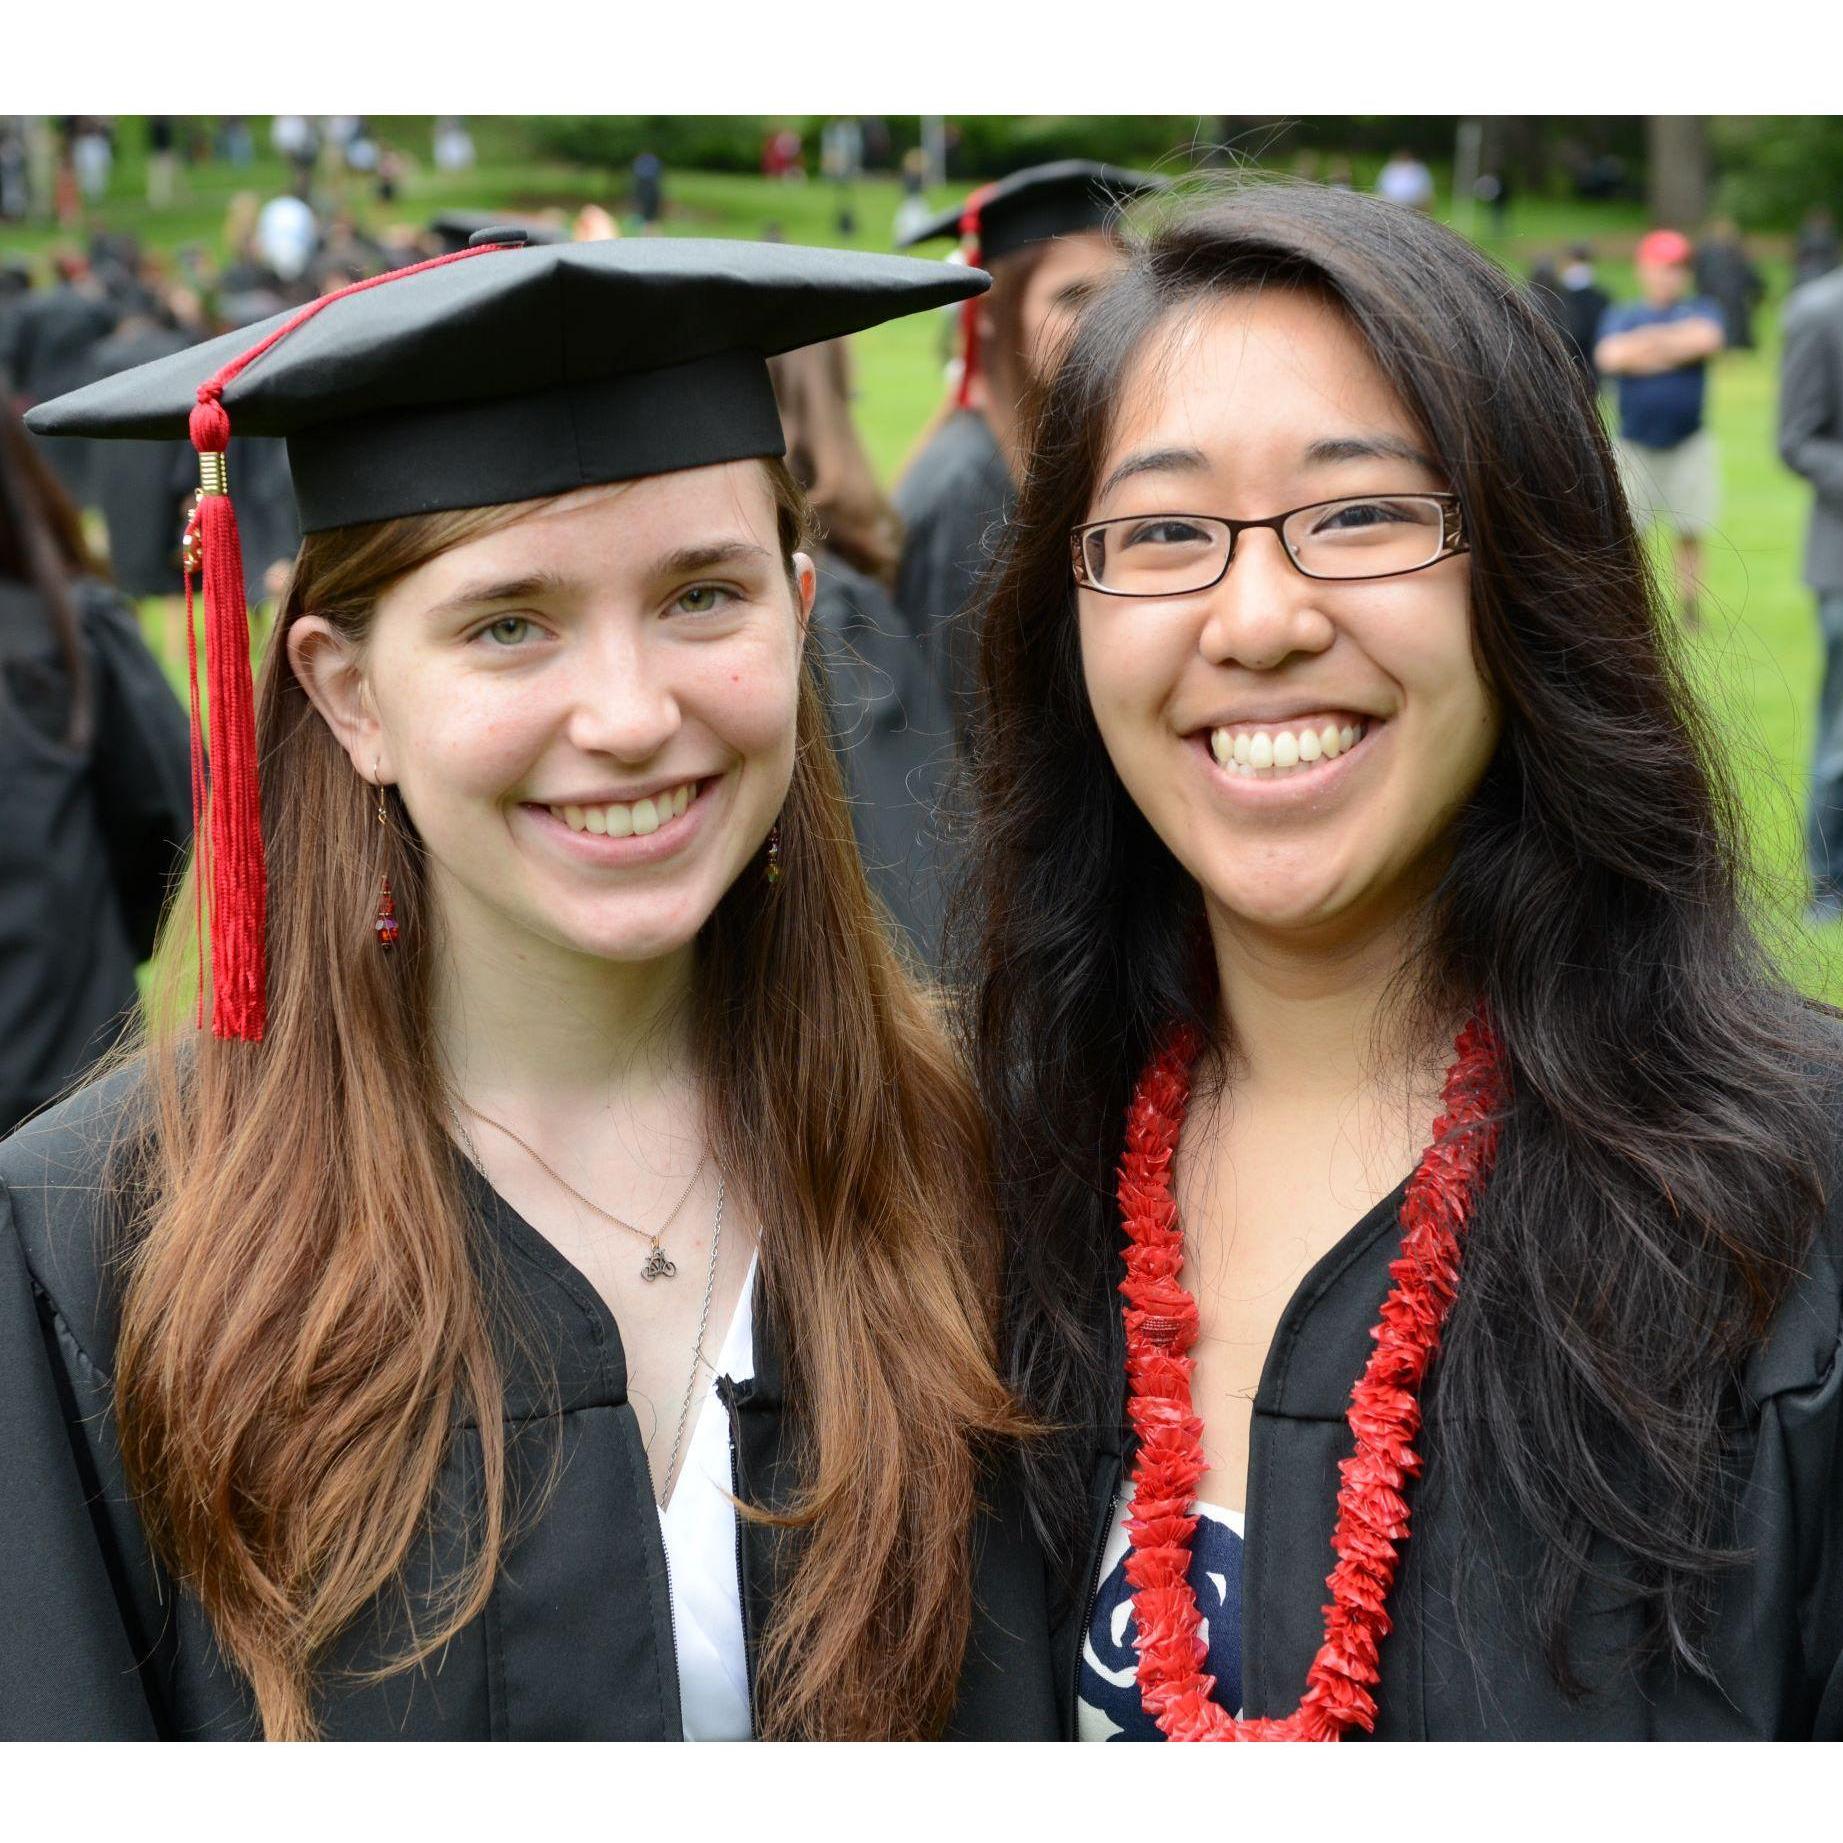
[430,881,698,1122]
[1204,900,1451,1110]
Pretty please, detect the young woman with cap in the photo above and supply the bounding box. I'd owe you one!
[0,233,1054,1741]
[962,183,1843,1740]
[894,160,1166,740]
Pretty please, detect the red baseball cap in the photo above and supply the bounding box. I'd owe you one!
[1636,229,1693,268]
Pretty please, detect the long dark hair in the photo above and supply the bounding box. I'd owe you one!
[960,180,1842,1689]
[0,403,101,749]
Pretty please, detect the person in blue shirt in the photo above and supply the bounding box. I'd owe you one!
[1596,229,1725,631]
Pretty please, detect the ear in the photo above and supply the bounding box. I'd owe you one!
[287,615,389,782]
[791,551,817,640]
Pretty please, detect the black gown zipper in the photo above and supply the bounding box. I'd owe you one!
[1070,1449,1125,1729]
[716,1372,758,1738]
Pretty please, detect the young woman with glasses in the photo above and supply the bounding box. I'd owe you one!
[961,183,1843,1740]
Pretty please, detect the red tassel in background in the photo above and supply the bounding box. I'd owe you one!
[952,186,994,412]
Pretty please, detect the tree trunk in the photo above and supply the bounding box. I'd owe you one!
[1647,117,1709,227]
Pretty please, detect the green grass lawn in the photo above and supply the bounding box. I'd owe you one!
[25,151,1834,996]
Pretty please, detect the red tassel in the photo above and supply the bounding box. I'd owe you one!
[187,397,264,1040]
[173,238,516,1044]
[952,186,995,411]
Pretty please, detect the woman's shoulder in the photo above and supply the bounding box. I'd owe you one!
[1742,1003,1843,1404]
[0,1058,150,1370]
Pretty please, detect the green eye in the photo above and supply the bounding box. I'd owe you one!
[676,583,733,615]
[482,616,533,646]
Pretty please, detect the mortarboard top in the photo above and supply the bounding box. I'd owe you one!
[27,233,989,532]
[24,231,987,1046]
[429,209,569,255]
[897,159,1171,266]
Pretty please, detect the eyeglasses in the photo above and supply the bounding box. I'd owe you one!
[1070,493,1468,597]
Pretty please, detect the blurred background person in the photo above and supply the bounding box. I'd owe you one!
[1694,217,1766,352]
[1794,206,1840,291]
[1779,260,1843,921]
[769,338,957,971]
[1551,241,1611,383]
[1596,228,1725,630]
[1375,146,1435,211]
[631,149,664,232]
[894,160,1167,740]
[0,403,190,1134]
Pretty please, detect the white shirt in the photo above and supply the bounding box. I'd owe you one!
[1077,1490,1246,1741]
[657,1254,757,1741]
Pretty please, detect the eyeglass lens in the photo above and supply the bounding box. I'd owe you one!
[1080,496,1450,592]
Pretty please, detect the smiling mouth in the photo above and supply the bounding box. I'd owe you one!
[1207,717,1376,779]
[544,779,703,838]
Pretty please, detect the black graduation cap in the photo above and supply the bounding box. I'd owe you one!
[24,231,987,1045]
[428,209,569,255]
[27,232,987,532]
[896,158,1170,266]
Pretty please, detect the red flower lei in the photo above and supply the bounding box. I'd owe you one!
[1117,1011,1506,1741]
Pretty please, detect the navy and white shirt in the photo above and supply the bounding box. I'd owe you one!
[1077,1492,1245,1741]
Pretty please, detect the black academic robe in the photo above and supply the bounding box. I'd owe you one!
[1052,1148,1843,1739]
[81,324,198,597]
[892,410,1015,744]
[810,555,958,972]
[12,286,121,506]
[0,1068,1060,1741]
[0,579,191,1135]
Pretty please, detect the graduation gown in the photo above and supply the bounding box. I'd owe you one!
[892,410,1015,743]
[810,554,958,971]
[0,1068,1060,1741]
[1052,1145,1843,1739]
[0,579,191,1135]
[80,324,197,598]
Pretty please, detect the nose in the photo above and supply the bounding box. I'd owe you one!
[1196,526,1335,671]
[562,625,681,762]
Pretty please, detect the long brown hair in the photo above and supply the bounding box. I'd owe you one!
[0,404,102,749]
[112,458,1020,1739]
[767,339,902,586]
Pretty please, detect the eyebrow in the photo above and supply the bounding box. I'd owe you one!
[652,540,775,577]
[1096,433,1441,506]
[1096,446,1209,503]
[420,542,776,623]
[421,570,570,622]
[1303,433,1441,472]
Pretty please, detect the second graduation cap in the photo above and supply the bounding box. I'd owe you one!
[27,232,988,1043]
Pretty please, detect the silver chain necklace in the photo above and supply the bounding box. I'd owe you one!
[448,1109,725,1508]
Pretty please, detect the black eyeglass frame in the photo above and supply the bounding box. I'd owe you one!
[1069,492,1470,595]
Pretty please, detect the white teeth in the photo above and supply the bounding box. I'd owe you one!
[1206,721,1370,780]
[548,781,698,836]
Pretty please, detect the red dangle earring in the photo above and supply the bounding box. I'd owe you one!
[373,768,400,950]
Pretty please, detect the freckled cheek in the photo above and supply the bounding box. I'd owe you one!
[383,678,554,802]
[684,641,801,768]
